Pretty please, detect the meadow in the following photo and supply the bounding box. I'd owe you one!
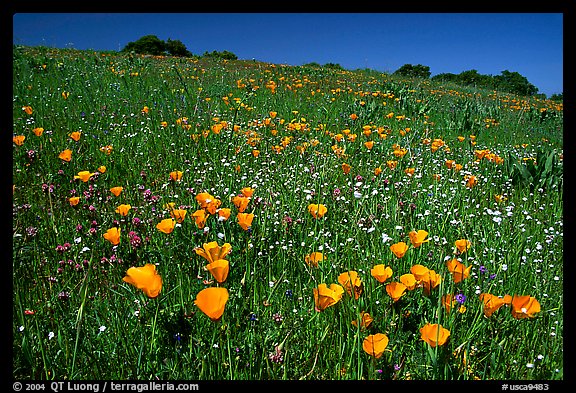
[12,46,563,381]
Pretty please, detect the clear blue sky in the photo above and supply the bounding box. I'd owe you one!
[12,13,564,96]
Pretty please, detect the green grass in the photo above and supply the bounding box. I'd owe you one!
[12,45,563,380]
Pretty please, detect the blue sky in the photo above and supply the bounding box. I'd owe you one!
[12,13,564,96]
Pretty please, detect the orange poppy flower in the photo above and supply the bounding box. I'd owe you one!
[237,212,254,230]
[123,264,162,298]
[409,230,429,248]
[32,127,44,136]
[217,208,231,221]
[13,135,25,146]
[195,241,232,264]
[364,141,374,150]
[445,160,456,169]
[69,196,80,206]
[241,187,255,198]
[386,281,407,302]
[404,167,415,176]
[115,204,132,217]
[446,258,472,284]
[420,323,450,347]
[195,192,216,209]
[69,131,81,141]
[74,171,94,183]
[110,186,123,197]
[374,167,383,176]
[313,283,344,311]
[232,195,250,212]
[338,271,363,300]
[399,273,417,290]
[362,333,389,359]
[454,239,471,253]
[352,311,374,330]
[59,149,72,162]
[390,242,409,258]
[22,106,33,115]
[465,175,478,188]
[410,264,429,282]
[103,227,121,246]
[156,218,176,234]
[194,287,229,321]
[205,259,230,283]
[170,209,187,223]
[479,293,511,317]
[169,171,183,182]
[192,209,208,229]
[510,295,541,319]
[342,163,351,174]
[98,166,107,173]
[421,269,442,296]
[349,113,358,120]
[370,264,393,284]
[308,203,327,219]
[305,252,325,267]
[386,160,398,170]
[442,294,456,313]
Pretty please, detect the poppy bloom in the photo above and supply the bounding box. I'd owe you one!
[421,269,442,296]
[420,323,450,347]
[195,192,220,213]
[69,131,81,141]
[217,208,231,221]
[22,106,33,115]
[386,281,407,302]
[442,294,456,313]
[510,295,541,319]
[115,204,132,217]
[205,259,230,283]
[370,264,393,284]
[349,113,358,120]
[69,196,80,206]
[170,209,187,223]
[103,227,121,246]
[374,167,383,176]
[241,187,255,198]
[465,175,478,188]
[338,271,363,300]
[194,287,229,321]
[169,171,183,182]
[410,264,430,282]
[32,127,44,136]
[362,333,389,359]
[313,283,344,311]
[454,239,472,253]
[479,293,512,317]
[404,167,415,176]
[59,149,72,162]
[342,163,351,174]
[237,212,254,230]
[123,264,162,298]
[446,258,472,283]
[74,171,94,183]
[156,218,176,234]
[98,166,107,173]
[308,204,327,219]
[445,160,456,169]
[409,230,429,248]
[13,135,25,146]
[195,241,232,264]
[192,209,208,229]
[494,194,508,203]
[352,311,374,330]
[305,252,325,267]
[364,141,374,150]
[399,273,417,290]
[386,160,398,170]
[232,195,250,212]
[390,242,409,258]
[110,186,123,197]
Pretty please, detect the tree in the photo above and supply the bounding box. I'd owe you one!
[494,70,538,96]
[122,35,166,56]
[165,38,192,57]
[393,64,431,79]
[549,93,563,102]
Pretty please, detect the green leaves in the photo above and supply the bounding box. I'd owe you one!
[506,148,563,191]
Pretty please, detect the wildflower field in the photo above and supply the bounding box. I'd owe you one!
[12,46,563,381]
